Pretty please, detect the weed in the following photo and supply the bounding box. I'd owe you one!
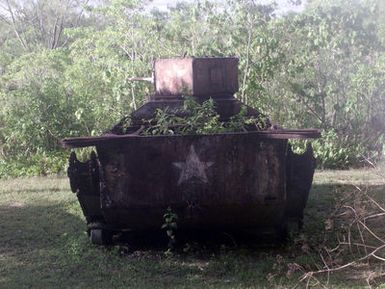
[162,206,178,253]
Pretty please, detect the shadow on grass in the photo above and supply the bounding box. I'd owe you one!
[0,202,88,288]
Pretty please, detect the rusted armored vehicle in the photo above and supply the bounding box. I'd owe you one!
[62,57,320,245]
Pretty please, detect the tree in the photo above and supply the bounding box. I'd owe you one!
[0,0,91,51]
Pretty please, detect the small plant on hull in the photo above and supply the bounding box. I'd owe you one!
[181,97,226,134]
[162,206,178,254]
[144,108,183,136]
[226,105,269,132]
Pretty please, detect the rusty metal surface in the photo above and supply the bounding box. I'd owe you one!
[94,133,288,230]
[286,143,316,228]
[67,151,103,223]
[62,129,321,149]
[154,58,238,98]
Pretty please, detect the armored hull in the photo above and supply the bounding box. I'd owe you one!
[63,57,319,245]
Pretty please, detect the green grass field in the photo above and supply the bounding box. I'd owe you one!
[0,169,384,289]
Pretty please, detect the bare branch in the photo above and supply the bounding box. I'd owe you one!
[50,16,59,49]
[299,244,385,279]
[299,172,385,288]
[358,219,385,244]
[372,254,385,262]
[61,0,90,48]
[338,242,378,250]
[0,13,11,25]
[4,0,29,51]
[367,195,385,213]
[364,212,385,221]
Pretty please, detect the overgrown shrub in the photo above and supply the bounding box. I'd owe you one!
[0,151,67,179]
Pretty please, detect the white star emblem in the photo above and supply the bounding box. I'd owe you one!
[173,145,214,185]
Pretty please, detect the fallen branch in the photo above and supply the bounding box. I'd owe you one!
[299,244,385,279]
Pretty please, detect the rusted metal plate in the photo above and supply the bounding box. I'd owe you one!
[62,129,321,148]
[154,58,238,98]
[286,143,316,228]
[95,133,288,230]
[67,151,103,223]
[154,58,193,98]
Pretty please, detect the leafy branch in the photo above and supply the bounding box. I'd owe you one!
[143,97,269,136]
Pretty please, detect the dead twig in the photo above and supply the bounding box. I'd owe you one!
[298,179,385,287]
[299,244,385,279]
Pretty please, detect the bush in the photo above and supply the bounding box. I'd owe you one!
[0,151,68,179]
[290,129,374,169]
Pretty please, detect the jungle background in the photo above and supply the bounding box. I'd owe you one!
[0,0,384,175]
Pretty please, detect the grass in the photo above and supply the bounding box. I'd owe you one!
[0,169,384,289]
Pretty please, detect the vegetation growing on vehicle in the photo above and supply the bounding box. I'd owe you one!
[143,97,269,136]
[162,207,178,254]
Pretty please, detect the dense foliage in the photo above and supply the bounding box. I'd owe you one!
[142,97,269,136]
[0,0,384,176]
